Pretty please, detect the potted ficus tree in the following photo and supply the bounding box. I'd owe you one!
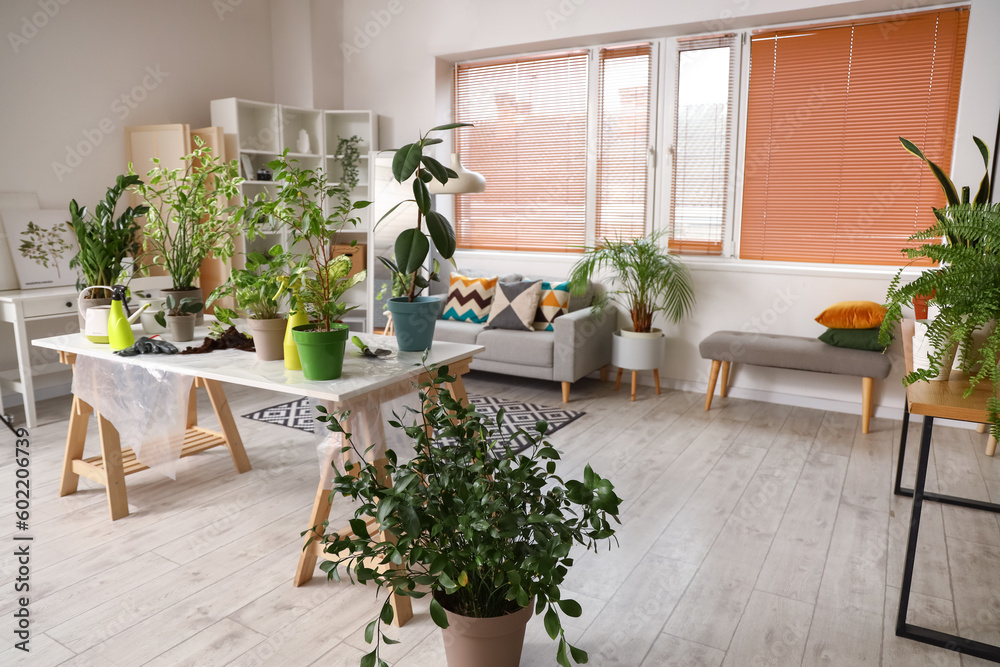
[316,365,621,667]
[130,137,244,325]
[378,123,469,351]
[248,152,367,380]
[66,173,147,328]
[568,231,696,372]
[207,245,290,361]
[880,136,1000,437]
[155,294,203,342]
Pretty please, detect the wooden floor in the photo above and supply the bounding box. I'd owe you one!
[2,372,1000,666]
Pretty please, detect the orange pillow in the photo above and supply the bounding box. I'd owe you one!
[815,301,887,329]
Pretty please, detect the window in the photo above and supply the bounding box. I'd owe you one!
[669,35,739,255]
[738,7,969,265]
[453,44,654,252]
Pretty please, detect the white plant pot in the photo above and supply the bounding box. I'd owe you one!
[612,329,664,371]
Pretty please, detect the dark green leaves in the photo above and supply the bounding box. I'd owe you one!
[395,228,430,275]
[544,607,561,639]
[429,597,450,629]
[428,122,473,133]
[413,178,431,214]
[424,210,456,259]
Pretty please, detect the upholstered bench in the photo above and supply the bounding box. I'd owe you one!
[699,331,892,434]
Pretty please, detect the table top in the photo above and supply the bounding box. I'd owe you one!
[0,285,78,303]
[33,327,483,403]
[901,319,993,423]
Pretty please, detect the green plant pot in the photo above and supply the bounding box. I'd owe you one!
[386,296,441,352]
[291,323,350,381]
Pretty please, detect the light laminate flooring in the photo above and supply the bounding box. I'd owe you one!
[2,372,999,666]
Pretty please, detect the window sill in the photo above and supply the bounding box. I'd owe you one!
[679,255,927,281]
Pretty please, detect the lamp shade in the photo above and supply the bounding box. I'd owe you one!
[428,153,486,194]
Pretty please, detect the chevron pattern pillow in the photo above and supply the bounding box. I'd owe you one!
[441,274,498,324]
[533,281,571,331]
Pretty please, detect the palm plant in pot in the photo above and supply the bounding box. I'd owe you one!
[66,173,147,328]
[207,244,291,361]
[316,365,621,667]
[129,137,244,325]
[247,152,367,380]
[155,294,203,342]
[880,135,1000,437]
[377,123,470,351]
[568,231,695,372]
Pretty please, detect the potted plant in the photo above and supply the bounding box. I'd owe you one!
[316,366,621,667]
[208,245,290,361]
[65,173,147,328]
[377,123,470,351]
[568,231,695,371]
[155,294,203,342]
[881,135,1000,436]
[134,290,166,335]
[130,137,244,325]
[248,151,367,380]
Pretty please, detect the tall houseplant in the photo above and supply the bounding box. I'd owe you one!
[248,152,367,380]
[378,123,469,351]
[568,232,695,372]
[207,245,291,361]
[130,137,244,323]
[317,366,621,667]
[881,136,1000,436]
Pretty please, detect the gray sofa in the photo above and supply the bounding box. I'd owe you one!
[432,271,616,401]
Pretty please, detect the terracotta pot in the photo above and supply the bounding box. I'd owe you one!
[437,593,533,667]
[247,317,286,361]
[160,287,204,325]
[166,314,196,342]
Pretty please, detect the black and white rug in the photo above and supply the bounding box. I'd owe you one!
[241,394,585,455]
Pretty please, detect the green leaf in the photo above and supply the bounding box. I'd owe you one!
[544,607,560,640]
[364,618,377,644]
[413,178,431,214]
[424,210,456,260]
[429,597,450,629]
[395,228,429,275]
[557,637,570,667]
[391,144,413,182]
[361,650,377,667]
[420,155,449,184]
[428,122,473,133]
[349,518,371,539]
[380,601,395,625]
[398,143,423,182]
[569,644,589,663]
[557,599,583,618]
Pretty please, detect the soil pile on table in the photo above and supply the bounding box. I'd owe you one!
[180,326,255,354]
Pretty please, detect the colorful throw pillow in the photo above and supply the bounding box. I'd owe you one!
[815,301,887,329]
[441,274,498,324]
[818,328,889,352]
[533,281,571,331]
[485,280,542,331]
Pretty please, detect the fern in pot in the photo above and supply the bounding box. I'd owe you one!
[316,365,621,667]
[568,231,695,372]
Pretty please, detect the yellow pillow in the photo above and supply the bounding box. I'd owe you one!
[815,301,887,329]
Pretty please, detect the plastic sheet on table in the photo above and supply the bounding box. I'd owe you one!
[72,355,193,479]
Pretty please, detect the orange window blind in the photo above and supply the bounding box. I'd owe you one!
[739,7,969,265]
[453,51,590,252]
[595,43,653,242]
[669,34,738,255]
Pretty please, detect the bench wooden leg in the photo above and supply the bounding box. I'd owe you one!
[562,381,571,403]
[614,368,623,391]
[719,362,731,398]
[861,377,874,434]
[705,360,721,411]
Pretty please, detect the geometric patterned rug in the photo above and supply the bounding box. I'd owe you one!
[241,393,585,455]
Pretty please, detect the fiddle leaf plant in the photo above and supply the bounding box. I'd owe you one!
[376,123,470,301]
[315,364,622,667]
[207,244,291,321]
[66,173,146,298]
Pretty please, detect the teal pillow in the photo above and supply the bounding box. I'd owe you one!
[818,327,888,352]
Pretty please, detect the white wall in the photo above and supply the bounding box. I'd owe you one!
[342,0,1000,418]
[0,0,277,403]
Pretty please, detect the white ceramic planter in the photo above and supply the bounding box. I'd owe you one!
[611,329,664,371]
[136,296,166,334]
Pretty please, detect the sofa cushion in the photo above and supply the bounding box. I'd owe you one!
[442,274,497,324]
[532,281,571,331]
[476,328,554,368]
[486,280,542,331]
[434,319,485,345]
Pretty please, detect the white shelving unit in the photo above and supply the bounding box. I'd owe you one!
[210,99,377,332]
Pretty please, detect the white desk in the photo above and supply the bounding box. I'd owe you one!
[0,285,79,428]
[33,328,483,621]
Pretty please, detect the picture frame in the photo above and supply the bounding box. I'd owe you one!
[0,208,78,289]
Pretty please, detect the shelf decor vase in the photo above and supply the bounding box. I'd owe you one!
[284,309,310,370]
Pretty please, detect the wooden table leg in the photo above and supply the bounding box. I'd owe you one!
[294,484,334,587]
[97,412,129,521]
[201,378,252,473]
[186,382,198,428]
[59,396,92,497]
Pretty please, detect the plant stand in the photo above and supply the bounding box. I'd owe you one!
[613,367,661,402]
[56,351,251,521]
[293,357,474,628]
